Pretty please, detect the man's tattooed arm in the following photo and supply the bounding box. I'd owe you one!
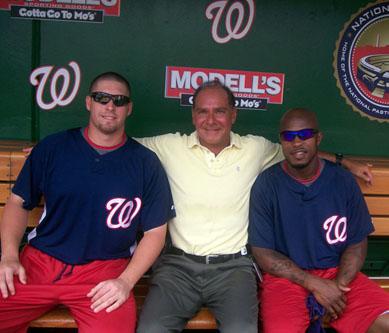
[336,238,367,289]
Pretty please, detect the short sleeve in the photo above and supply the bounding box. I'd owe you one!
[248,171,276,249]
[346,174,374,243]
[139,153,175,231]
[12,142,47,210]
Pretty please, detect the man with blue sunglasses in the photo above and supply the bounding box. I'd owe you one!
[249,108,389,332]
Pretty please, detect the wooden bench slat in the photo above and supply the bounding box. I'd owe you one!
[10,151,26,181]
[29,306,217,329]
[371,217,389,236]
[357,171,389,195]
[0,152,11,181]
[29,307,77,328]
[0,140,33,152]
[365,197,389,216]
[0,183,11,204]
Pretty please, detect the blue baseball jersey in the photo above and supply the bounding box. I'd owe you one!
[13,128,175,264]
[248,160,374,269]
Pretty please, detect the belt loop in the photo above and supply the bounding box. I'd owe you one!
[205,254,218,264]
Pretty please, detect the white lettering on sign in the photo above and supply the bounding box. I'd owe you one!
[165,66,285,104]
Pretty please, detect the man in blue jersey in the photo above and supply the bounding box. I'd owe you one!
[0,72,175,333]
[249,108,389,332]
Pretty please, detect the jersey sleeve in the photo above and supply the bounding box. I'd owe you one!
[12,141,48,210]
[139,153,175,232]
[346,173,374,244]
[248,170,276,249]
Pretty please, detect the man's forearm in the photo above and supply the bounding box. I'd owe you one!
[252,247,310,288]
[336,239,367,287]
[118,224,167,289]
[0,194,29,260]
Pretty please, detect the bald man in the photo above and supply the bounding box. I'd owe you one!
[249,108,389,332]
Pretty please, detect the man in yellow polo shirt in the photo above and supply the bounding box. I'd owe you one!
[136,81,372,333]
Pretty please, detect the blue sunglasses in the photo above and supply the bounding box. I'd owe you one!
[280,128,318,142]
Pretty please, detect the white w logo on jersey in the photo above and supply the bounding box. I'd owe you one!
[323,215,347,245]
[106,198,142,229]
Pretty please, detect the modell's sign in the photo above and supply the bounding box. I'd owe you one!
[0,0,120,23]
[165,66,285,110]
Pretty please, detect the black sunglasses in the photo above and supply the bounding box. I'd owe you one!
[280,128,318,142]
[90,92,130,107]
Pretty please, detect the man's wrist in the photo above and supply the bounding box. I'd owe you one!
[335,153,344,166]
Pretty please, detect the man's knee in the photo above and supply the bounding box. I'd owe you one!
[219,321,257,333]
[137,320,171,333]
[367,313,389,333]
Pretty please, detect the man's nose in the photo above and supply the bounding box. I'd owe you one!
[105,99,115,110]
[205,112,215,123]
[292,136,304,145]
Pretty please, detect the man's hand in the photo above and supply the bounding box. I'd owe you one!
[342,159,373,185]
[0,258,26,298]
[87,278,132,313]
[22,147,34,157]
[306,275,347,321]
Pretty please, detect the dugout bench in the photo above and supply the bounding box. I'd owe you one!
[0,140,389,330]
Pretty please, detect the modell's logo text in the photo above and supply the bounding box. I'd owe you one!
[165,66,285,110]
[333,1,389,122]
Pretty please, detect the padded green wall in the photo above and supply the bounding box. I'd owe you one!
[0,1,388,156]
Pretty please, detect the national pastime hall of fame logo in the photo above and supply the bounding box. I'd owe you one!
[333,1,389,122]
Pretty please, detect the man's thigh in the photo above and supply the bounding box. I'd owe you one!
[0,283,57,333]
[61,285,137,333]
[260,273,310,333]
[137,255,203,333]
[204,257,258,333]
[331,273,389,333]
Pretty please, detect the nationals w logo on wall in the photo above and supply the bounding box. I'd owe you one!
[30,61,81,111]
[205,0,255,44]
[333,1,389,122]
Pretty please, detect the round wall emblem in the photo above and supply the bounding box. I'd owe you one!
[333,1,389,122]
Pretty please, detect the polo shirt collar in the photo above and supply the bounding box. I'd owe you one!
[187,131,242,150]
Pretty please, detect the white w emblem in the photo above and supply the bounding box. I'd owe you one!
[29,61,81,110]
[323,215,347,245]
[205,0,255,44]
[106,197,142,229]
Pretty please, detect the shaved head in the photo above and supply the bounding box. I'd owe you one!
[280,108,319,132]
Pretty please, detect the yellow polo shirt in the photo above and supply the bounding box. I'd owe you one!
[137,132,283,255]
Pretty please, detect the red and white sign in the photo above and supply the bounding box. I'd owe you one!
[165,66,284,105]
[0,0,120,16]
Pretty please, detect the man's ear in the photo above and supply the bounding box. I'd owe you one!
[127,102,133,117]
[85,95,92,112]
[231,107,238,125]
[317,131,323,146]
